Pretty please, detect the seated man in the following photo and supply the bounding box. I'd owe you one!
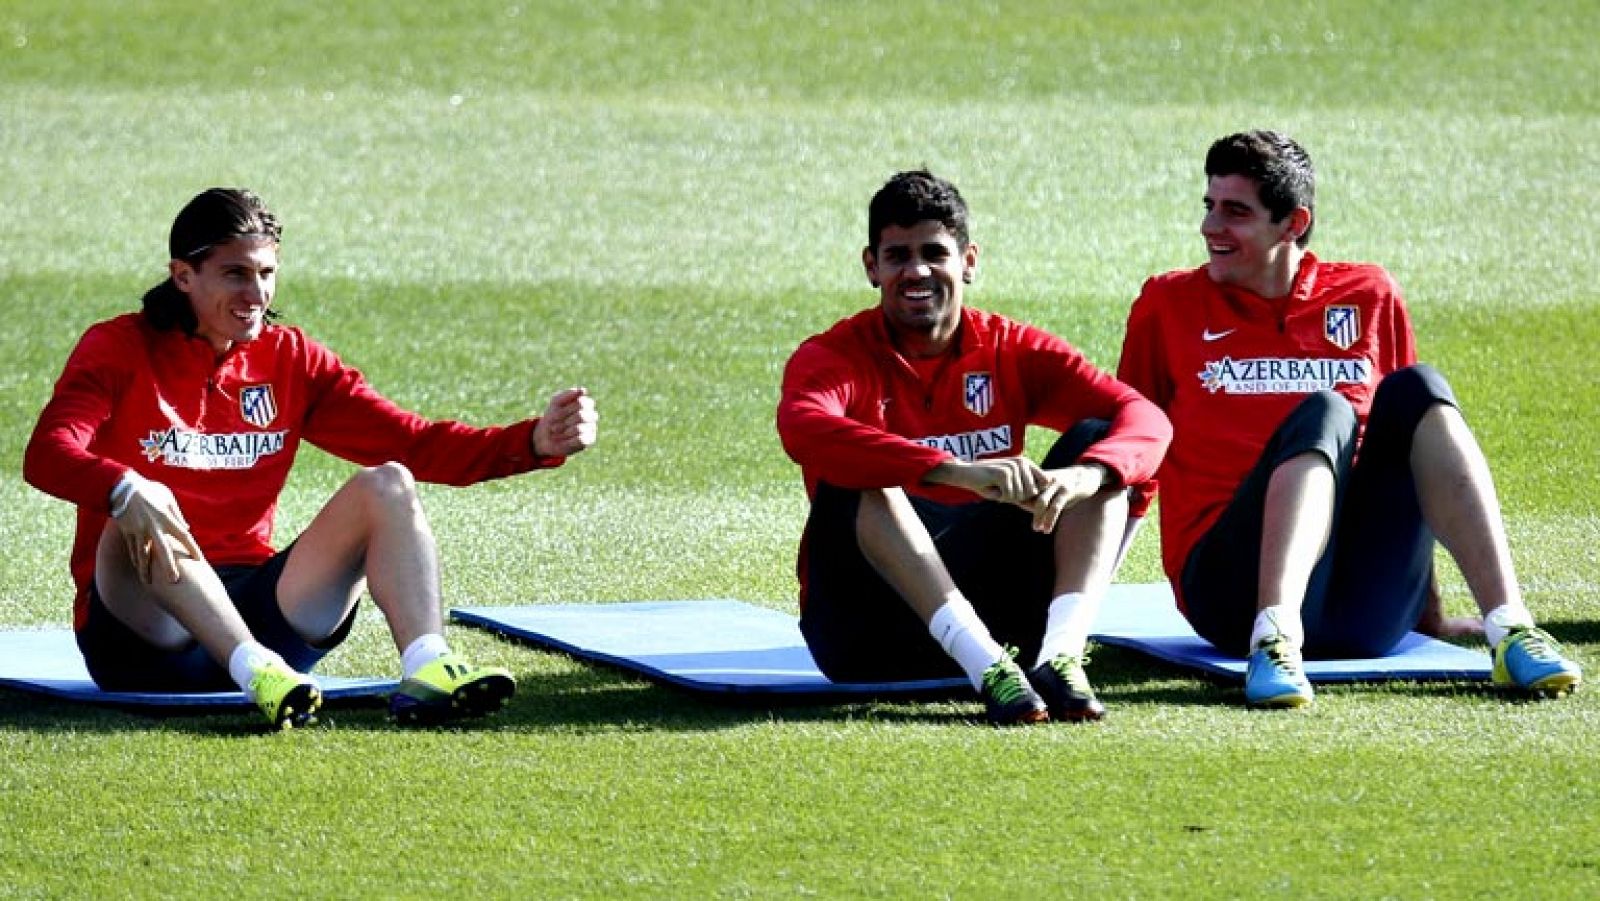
[1116,130,1581,707]
[25,188,598,729]
[777,170,1171,726]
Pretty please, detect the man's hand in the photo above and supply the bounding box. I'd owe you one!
[926,459,1111,533]
[1416,615,1486,640]
[112,477,203,585]
[925,457,1048,506]
[532,387,599,457]
[1416,607,1486,640]
[1024,464,1110,533]
[1414,571,1486,641]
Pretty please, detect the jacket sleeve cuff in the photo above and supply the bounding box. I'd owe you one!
[514,418,568,471]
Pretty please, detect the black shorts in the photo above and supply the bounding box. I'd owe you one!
[76,542,357,691]
[799,420,1110,682]
[1180,365,1457,658]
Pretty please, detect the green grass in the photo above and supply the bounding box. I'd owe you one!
[3,0,1599,896]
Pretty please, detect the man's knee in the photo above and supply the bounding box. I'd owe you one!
[1375,364,1457,417]
[1301,390,1358,435]
[1367,365,1460,451]
[1042,419,1111,470]
[1269,391,1358,472]
[352,462,420,509]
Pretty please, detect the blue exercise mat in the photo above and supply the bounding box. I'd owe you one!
[453,583,1490,694]
[0,629,398,708]
[1090,582,1492,681]
[453,600,967,696]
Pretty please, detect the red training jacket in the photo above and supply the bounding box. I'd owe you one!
[24,313,565,628]
[1116,253,1417,610]
[777,305,1172,606]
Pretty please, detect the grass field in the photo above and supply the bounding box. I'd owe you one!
[3,1,1599,897]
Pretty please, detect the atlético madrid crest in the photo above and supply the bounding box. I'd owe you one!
[240,384,278,428]
[1324,305,1359,350]
[963,372,994,416]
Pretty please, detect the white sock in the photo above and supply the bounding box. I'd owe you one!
[1249,606,1304,651]
[1483,604,1534,648]
[401,633,452,679]
[927,596,1006,690]
[1035,592,1096,667]
[227,641,287,697]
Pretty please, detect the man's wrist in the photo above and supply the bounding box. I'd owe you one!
[108,472,146,519]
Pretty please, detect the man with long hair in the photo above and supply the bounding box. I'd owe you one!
[26,188,598,729]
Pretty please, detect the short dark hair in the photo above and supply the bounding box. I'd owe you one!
[142,188,283,333]
[1205,131,1316,247]
[867,169,970,252]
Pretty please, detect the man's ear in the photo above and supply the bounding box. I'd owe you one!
[862,246,879,287]
[169,258,194,291]
[1286,207,1312,244]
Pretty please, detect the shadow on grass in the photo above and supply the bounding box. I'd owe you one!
[0,638,1533,735]
[484,640,1239,729]
[0,687,397,737]
[1082,643,1532,707]
[0,663,982,737]
[1083,644,1232,704]
[503,666,983,732]
[1540,620,1600,647]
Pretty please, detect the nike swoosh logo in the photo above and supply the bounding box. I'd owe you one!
[1201,328,1236,342]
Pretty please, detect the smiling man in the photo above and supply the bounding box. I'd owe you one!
[25,188,598,729]
[776,170,1170,726]
[1117,131,1580,707]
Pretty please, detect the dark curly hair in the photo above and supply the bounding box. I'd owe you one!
[867,169,971,252]
[142,188,283,333]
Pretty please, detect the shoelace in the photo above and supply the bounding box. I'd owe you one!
[981,661,1029,704]
[1259,638,1303,675]
[1047,653,1094,693]
[1512,628,1563,662]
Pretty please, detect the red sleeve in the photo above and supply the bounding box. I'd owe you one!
[1015,324,1170,488]
[299,338,563,485]
[23,322,133,513]
[1115,282,1174,518]
[775,338,952,490]
[1384,274,1418,373]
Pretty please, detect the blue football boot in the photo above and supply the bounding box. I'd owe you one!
[1493,626,1581,698]
[1245,635,1313,708]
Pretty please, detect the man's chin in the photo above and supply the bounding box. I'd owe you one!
[1205,260,1237,285]
[889,305,950,328]
[891,316,942,335]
